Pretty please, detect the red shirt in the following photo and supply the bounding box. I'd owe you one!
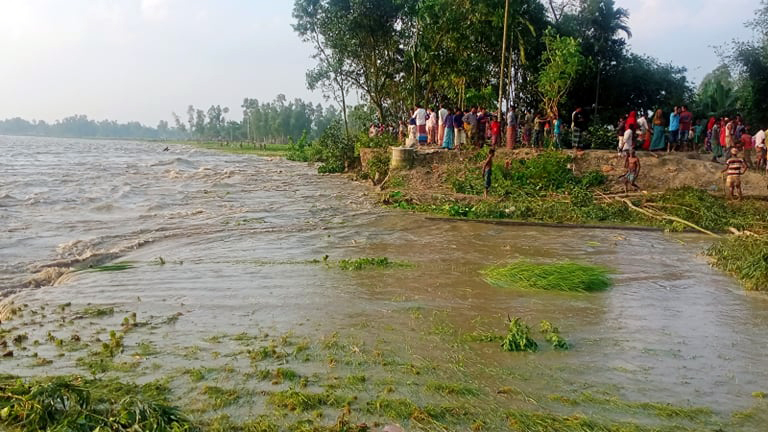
[491,121,501,135]
[742,134,753,149]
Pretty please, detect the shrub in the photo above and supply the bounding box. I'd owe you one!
[306,120,354,174]
[584,124,616,150]
[285,130,310,162]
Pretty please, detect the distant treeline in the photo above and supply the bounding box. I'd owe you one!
[0,95,342,142]
[0,115,180,140]
[175,95,341,144]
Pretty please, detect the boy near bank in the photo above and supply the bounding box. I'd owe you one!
[723,147,748,200]
[481,148,495,198]
[623,149,641,193]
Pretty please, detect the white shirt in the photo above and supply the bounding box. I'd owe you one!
[622,129,634,151]
[438,108,449,125]
[637,117,649,134]
[426,111,437,128]
[412,108,427,126]
[755,130,766,148]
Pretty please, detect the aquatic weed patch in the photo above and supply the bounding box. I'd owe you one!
[0,375,192,432]
[337,257,410,271]
[540,321,569,350]
[483,261,612,293]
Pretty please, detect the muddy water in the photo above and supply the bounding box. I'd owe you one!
[2,135,768,427]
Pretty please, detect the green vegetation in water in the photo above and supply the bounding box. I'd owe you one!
[337,257,409,271]
[540,320,569,350]
[266,388,348,412]
[501,318,538,353]
[705,235,768,291]
[84,262,136,272]
[0,375,191,432]
[549,391,715,422]
[507,410,703,432]
[483,260,612,293]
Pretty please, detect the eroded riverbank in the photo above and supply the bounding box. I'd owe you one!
[2,137,768,430]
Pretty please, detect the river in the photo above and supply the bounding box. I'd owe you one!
[1,135,767,430]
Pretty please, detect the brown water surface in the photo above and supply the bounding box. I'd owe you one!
[1,136,767,429]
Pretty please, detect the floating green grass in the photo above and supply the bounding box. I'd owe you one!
[337,257,410,271]
[85,262,136,272]
[482,261,612,293]
[0,375,191,432]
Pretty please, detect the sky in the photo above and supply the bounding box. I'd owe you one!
[0,0,760,125]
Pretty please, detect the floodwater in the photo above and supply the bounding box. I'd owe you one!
[2,135,768,429]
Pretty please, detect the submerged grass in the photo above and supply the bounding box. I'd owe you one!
[705,235,768,291]
[0,375,191,432]
[336,257,410,271]
[483,261,612,293]
[500,318,538,353]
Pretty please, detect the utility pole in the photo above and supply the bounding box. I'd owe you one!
[498,0,510,118]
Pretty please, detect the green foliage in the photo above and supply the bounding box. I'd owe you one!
[286,130,311,162]
[337,257,408,271]
[355,132,397,150]
[500,318,538,352]
[706,236,768,291]
[584,125,616,150]
[0,376,192,432]
[483,261,612,293]
[540,321,569,350]
[451,150,605,197]
[306,120,354,173]
[538,28,585,116]
[363,150,390,182]
[266,388,346,412]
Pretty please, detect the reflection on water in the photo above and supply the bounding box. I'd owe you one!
[2,135,768,426]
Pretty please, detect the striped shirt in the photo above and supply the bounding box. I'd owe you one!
[726,157,746,176]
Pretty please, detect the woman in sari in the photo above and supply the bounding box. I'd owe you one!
[705,117,716,152]
[441,108,454,149]
[711,119,723,162]
[650,109,666,151]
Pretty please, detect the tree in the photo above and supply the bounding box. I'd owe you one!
[293,0,351,137]
[537,28,585,117]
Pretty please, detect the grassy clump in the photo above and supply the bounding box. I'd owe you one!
[540,321,569,350]
[508,410,702,432]
[705,235,768,291]
[0,375,191,432]
[337,257,408,271]
[500,318,538,353]
[266,388,347,412]
[483,261,612,293]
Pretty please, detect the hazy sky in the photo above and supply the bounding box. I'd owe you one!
[0,0,759,125]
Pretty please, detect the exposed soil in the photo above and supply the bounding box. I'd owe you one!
[381,147,768,199]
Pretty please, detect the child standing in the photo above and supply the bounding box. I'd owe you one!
[623,149,641,193]
[481,148,495,198]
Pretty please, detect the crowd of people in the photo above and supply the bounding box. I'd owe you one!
[365,103,766,200]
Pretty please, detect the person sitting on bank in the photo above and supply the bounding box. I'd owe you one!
[723,147,748,201]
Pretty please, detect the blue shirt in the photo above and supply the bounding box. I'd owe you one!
[669,113,680,131]
[444,114,454,129]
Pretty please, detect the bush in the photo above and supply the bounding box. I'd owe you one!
[306,121,354,174]
[285,130,310,162]
[355,133,397,151]
[364,150,391,182]
[584,125,616,150]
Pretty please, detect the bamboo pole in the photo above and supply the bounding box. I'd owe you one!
[498,0,510,116]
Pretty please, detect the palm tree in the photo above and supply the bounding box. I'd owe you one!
[580,0,632,115]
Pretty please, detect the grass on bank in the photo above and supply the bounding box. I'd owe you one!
[483,261,612,293]
[183,140,290,157]
[706,235,768,291]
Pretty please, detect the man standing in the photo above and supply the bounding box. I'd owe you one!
[426,108,437,146]
[668,106,680,152]
[723,147,748,200]
[755,128,766,170]
[438,104,449,146]
[679,105,693,151]
[412,104,428,146]
[463,107,479,146]
[454,108,466,151]
[506,106,518,149]
[571,107,586,154]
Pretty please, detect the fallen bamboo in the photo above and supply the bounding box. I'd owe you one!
[618,198,721,237]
